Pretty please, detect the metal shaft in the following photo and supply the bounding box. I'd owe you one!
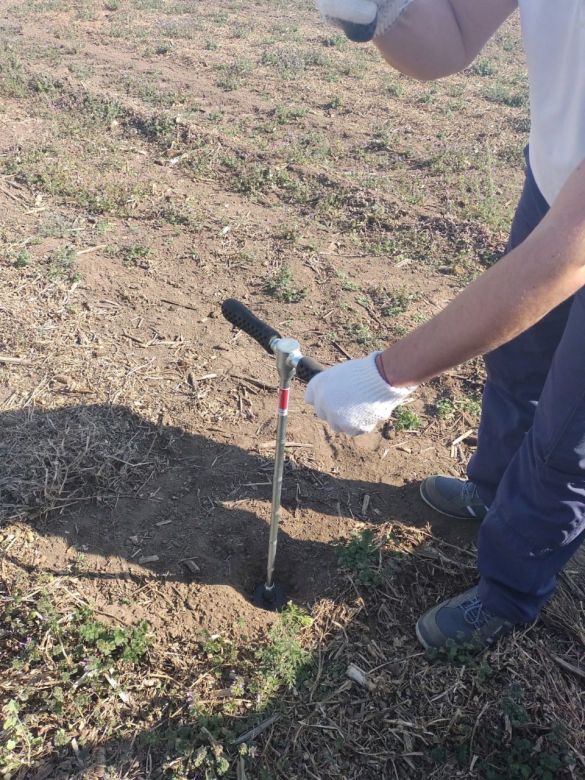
[265,337,300,591]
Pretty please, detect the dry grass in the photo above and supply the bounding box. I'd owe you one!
[264,536,585,779]
[0,405,170,523]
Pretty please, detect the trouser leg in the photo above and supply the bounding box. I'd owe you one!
[478,290,585,622]
[467,158,573,505]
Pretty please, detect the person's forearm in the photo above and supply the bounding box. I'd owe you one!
[376,0,517,81]
[380,182,585,387]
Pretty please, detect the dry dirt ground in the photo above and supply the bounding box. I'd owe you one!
[1,1,584,779]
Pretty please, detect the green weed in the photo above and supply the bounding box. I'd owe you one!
[424,637,482,666]
[75,607,150,666]
[273,104,307,124]
[263,266,305,303]
[393,407,421,432]
[121,244,150,267]
[322,34,347,49]
[155,41,174,55]
[344,322,376,347]
[470,59,496,77]
[47,246,79,282]
[436,396,481,420]
[255,603,313,700]
[13,250,31,269]
[1,593,150,777]
[261,47,331,79]
[0,51,27,98]
[324,94,343,111]
[478,686,571,780]
[378,289,415,317]
[30,74,62,95]
[216,59,253,91]
[384,75,404,97]
[483,83,528,108]
[337,530,380,587]
[337,272,359,292]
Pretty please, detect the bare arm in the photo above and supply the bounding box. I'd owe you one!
[376,0,517,80]
[379,162,585,386]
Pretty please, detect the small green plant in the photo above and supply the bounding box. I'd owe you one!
[216,59,253,91]
[149,716,232,779]
[337,530,380,587]
[381,291,413,317]
[30,74,62,95]
[232,24,252,40]
[436,399,455,419]
[79,93,122,126]
[75,608,150,666]
[13,250,31,268]
[384,76,404,97]
[478,687,570,780]
[345,322,376,346]
[502,683,530,726]
[160,204,197,228]
[324,94,343,110]
[458,396,482,417]
[122,244,150,267]
[273,104,307,124]
[0,51,27,98]
[393,407,421,432]
[483,83,528,108]
[255,603,313,700]
[1,595,151,776]
[424,637,479,665]
[47,246,79,282]
[263,266,305,303]
[202,634,238,672]
[337,272,359,291]
[471,59,496,77]
[435,396,481,420]
[1,700,43,777]
[322,34,347,49]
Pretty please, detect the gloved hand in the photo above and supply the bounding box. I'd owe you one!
[305,352,416,436]
[316,0,413,42]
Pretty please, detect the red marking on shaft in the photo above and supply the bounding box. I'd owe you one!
[278,388,290,416]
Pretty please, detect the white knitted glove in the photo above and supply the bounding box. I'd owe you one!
[305,352,416,436]
[317,0,414,40]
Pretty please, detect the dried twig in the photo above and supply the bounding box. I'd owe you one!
[232,713,280,745]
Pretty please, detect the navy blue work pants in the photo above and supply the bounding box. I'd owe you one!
[467,159,585,622]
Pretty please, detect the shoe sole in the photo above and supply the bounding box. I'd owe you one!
[419,481,482,521]
[414,619,431,651]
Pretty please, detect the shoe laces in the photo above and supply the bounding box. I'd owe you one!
[460,594,492,630]
[462,481,480,504]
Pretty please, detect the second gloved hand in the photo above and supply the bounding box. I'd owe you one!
[316,0,413,42]
[305,352,416,436]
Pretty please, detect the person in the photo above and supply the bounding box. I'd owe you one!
[306,0,585,651]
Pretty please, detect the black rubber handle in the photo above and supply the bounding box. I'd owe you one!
[222,299,281,356]
[296,356,324,383]
[221,298,325,382]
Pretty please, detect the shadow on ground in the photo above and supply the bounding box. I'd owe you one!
[0,403,478,611]
[1,403,499,780]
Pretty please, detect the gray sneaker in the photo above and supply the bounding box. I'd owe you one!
[415,586,514,652]
[420,476,488,520]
